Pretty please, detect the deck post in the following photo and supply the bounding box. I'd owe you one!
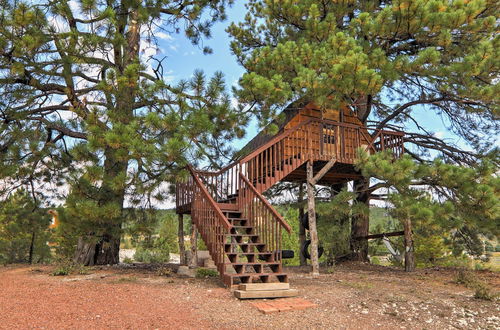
[350,178,370,261]
[298,183,307,266]
[178,214,186,265]
[189,222,198,268]
[306,160,320,277]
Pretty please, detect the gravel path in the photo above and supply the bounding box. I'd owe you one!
[0,263,498,329]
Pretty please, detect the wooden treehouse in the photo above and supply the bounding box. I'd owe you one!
[176,101,404,289]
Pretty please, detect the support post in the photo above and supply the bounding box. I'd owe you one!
[306,160,320,277]
[350,177,370,261]
[178,214,186,265]
[189,222,198,269]
[298,183,307,266]
[403,218,415,272]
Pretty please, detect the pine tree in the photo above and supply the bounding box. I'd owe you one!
[0,189,51,264]
[0,0,243,265]
[356,150,499,270]
[228,0,499,260]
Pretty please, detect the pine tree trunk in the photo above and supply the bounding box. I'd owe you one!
[349,178,370,262]
[28,231,35,264]
[178,214,186,265]
[298,183,307,266]
[74,225,121,266]
[306,161,320,277]
[403,218,415,272]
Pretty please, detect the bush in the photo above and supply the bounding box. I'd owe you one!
[474,282,497,301]
[51,260,89,276]
[122,257,134,264]
[133,244,169,263]
[371,256,382,265]
[196,268,219,278]
[455,269,497,301]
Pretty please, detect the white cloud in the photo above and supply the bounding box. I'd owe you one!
[230,97,239,108]
[433,131,445,139]
[156,32,174,41]
[68,0,80,14]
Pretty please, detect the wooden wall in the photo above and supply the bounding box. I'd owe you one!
[282,102,371,160]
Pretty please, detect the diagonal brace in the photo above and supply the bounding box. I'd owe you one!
[310,157,337,185]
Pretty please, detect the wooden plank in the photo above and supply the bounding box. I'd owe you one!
[238,283,290,291]
[234,289,298,299]
[217,203,238,211]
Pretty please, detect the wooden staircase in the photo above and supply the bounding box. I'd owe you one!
[221,208,288,287]
[176,118,405,291]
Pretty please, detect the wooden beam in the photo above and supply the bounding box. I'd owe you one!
[238,283,290,291]
[178,214,186,266]
[189,223,198,268]
[234,289,298,299]
[354,231,404,240]
[298,183,307,266]
[306,160,320,278]
[311,157,337,185]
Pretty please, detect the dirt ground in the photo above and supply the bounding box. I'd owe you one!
[0,263,498,329]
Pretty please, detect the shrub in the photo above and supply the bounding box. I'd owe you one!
[51,260,89,276]
[196,268,218,278]
[133,244,169,263]
[455,269,497,301]
[156,266,173,276]
[474,282,497,301]
[122,257,134,264]
[371,256,382,265]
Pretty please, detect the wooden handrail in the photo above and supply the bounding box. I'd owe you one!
[187,165,232,230]
[239,173,292,234]
[238,118,316,164]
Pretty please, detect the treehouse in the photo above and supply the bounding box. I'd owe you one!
[176,100,404,291]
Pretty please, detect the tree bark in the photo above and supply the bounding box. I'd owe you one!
[306,160,320,277]
[298,183,307,266]
[403,218,415,272]
[349,178,370,262]
[74,224,121,266]
[178,214,186,265]
[28,231,35,264]
[189,223,198,268]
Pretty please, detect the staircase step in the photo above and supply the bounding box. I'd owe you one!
[217,203,238,211]
[227,234,258,238]
[225,242,265,246]
[226,252,272,256]
[234,289,298,299]
[224,262,280,267]
[239,283,290,291]
[224,272,288,279]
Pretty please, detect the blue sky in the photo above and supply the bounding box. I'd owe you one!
[152,2,478,155]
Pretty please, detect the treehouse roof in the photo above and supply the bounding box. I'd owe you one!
[238,99,310,157]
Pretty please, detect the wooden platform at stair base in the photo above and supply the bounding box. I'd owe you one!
[234,282,298,299]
